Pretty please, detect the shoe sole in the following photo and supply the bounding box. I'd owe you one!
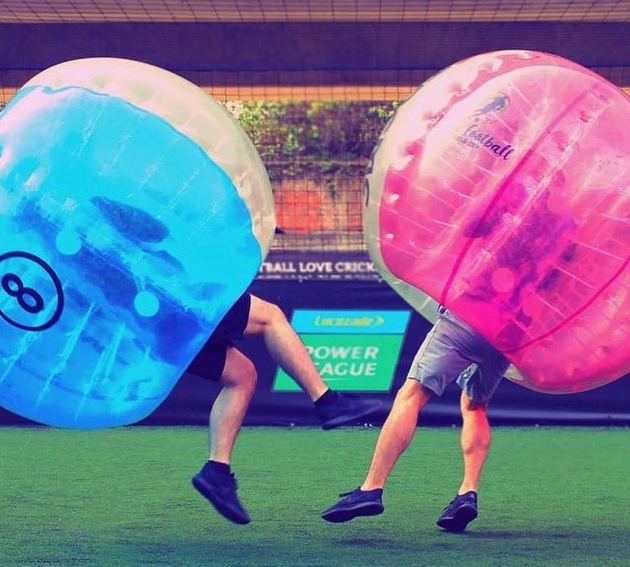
[321,401,384,430]
[192,475,251,525]
[436,505,478,532]
[321,502,384,523]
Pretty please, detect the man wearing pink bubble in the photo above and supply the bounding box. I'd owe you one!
[321,305,509,532]
[187,292,385,525]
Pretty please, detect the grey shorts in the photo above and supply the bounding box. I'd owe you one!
[407,309,509,404]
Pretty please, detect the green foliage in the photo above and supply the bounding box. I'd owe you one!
[225,100,399,181]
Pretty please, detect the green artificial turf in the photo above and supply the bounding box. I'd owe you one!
[1,425,628,567]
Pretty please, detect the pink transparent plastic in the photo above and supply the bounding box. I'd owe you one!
[365,50,630,393]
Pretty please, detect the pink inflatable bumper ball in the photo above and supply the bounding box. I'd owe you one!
[365,50,630,394]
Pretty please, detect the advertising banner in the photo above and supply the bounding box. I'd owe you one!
[273,309,410,392]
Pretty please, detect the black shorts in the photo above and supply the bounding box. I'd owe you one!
[186,293,251,381]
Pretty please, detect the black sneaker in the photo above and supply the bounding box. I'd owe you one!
[191,463,251,525]
[318,393,384,430]
[321,488,384,523]
[436,491,478,532]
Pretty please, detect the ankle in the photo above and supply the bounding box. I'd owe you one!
[360,485,384,494]
[314,389,338,408]
[205,460,231,475]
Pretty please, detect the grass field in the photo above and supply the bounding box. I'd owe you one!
[1,425,628,567]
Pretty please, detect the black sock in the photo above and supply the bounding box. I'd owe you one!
[206,460,231,475]
[314,389,338,408]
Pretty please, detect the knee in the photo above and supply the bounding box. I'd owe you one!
[395,379,432,410]
[222,358,258,394]
[266,301,289,328]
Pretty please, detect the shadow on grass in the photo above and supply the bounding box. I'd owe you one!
[463,529,571,539]
[337,536,419,551]
[9,524,619,567]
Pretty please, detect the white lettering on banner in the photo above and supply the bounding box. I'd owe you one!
[298,261,334,273]
[333,261,377,273]
[259,261,297,274]
[306,345,379,359]
[259,258,377,276]
[318,362,378,377]
[306,345,380,378]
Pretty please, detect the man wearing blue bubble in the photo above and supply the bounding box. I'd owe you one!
[321,306,509,532]
[187,292,384,524]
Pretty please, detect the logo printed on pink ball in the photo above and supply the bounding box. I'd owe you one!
[456,93,515,160]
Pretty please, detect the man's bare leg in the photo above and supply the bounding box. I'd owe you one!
[458,390,491,495]
[362,379,434,489]
[245,294,384,428]
[208,347,257,464]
